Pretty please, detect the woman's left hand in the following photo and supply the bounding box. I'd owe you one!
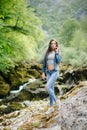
[55,47,59,53]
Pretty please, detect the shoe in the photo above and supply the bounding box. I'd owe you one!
[45,107,54,115]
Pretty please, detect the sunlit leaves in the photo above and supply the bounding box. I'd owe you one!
[0,0,44,72]
[59,19,80,46]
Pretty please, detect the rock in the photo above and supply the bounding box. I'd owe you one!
[38,125,61,130]
[0,75,10,97]
[28,69,41,78]
[30,63,42,71]
[0,101,25,115]
[0,81,87,130]
[23,100,32,106]
[57,65,87,96]
[0,62,42,98]
[59,65,87,84]
[0,79,48,102]
[59,81,87,130]
[0,78,59,102]
[0,63,87,130]
[0,100,48,129]
[15,79,48,101]
[8,63,41,90]
[8,67,31,90]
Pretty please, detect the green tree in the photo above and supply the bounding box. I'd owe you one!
[59,19,80,46]
[80,16,87,33]
[70,29,87,52]
[0,0,44,72]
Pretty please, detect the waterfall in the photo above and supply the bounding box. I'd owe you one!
[10,78,36,94]
[0,78,36,101]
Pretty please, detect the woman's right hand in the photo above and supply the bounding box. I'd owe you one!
[42,73,46,80]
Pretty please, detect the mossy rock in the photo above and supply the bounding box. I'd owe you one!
[0,76,10,97]
[14,90,31,101]
[18,90,45,101]
[13,87,48,101]
[30,63,42,71]
[26,79,42,89]
[16,68,27,79]
[28,69,40,78]
[7,69,23,90]
[0,84,10,96]
[10,102,25,111]
[0,102,25,115]
[75,67,87,81]
[0,104,8,115]
[1,62,42,91]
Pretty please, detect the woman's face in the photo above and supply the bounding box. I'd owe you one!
[50,41,57,50]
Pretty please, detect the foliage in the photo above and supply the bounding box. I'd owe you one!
[29,0,87,38]
[60,19,87,66]
[0,0,44,72]
[29,0,87,66]
[61,45,87,66]
[80,16,87,33]
[59,19,80,46]
[70,29,87,52]
[0,0,87,70]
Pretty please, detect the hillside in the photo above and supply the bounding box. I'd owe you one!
[29,0,87,38]
[29,0,87,66]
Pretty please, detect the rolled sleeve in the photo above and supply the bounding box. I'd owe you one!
[42,64,46,73]
[42,57,47,73]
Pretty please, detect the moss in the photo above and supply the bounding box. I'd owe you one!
[10,102,25,111]
[0,83,10,97]
[28,69,40,78]
[0,75,10,96]
[30,63,42,71]
[0,84,10,96]
[16,91,31,101]
[27,80,42,89]
[33,121,41,128]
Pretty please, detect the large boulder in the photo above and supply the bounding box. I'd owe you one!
[4,62,41,90]
[59,65,87,84]
[57,65,87,95]
[59,81,87,130]
[27,69,41,78]
[12,79,49,101]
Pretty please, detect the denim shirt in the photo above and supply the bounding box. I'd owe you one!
[42,52,61,73]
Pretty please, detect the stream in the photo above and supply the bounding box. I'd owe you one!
[0,78,36,102]
[10,79,36,94]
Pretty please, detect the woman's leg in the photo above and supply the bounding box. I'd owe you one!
[46,71,59,106]
[46,72,54,106]
[49,85,55,106]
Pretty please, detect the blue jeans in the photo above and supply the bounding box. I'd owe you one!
[46,69,59,106]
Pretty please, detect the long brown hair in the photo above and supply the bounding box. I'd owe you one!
[43,39,59,63]
[46,39,58,54]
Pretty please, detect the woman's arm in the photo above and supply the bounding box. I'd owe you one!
[55,47,61,64]
[55,53,61,64]
[42,56,47,80]
[42,57,46,73]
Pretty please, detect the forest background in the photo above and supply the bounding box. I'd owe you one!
[0,0,87,73]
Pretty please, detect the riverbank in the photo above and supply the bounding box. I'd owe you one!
[0,63,87,116]
[0,81,87,130]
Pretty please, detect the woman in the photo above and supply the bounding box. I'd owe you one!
[42,39,61,114]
